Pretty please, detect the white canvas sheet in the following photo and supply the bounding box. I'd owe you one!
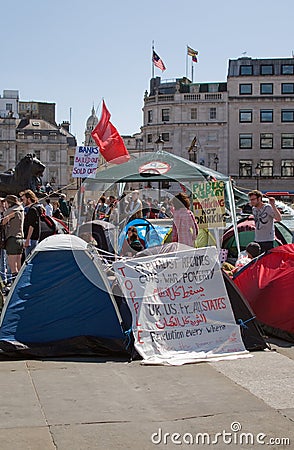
[113,246,249,365]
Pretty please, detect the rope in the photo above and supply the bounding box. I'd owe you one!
[237,316,256,329]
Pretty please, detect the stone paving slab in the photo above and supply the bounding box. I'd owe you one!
[210,350,294,410]
[0,427,55,450]
[50,409,293,450]
[26,360,271,426]
[0,346,293,449]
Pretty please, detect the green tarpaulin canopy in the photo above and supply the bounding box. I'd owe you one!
[85,151,229,187]
[80,151,240,255]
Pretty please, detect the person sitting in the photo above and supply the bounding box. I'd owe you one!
[158,206,167,219]
[234,241,261,272]
[121,226,144,256]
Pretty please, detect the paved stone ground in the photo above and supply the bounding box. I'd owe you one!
[0,337,293,449]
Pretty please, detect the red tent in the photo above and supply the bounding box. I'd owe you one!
[234,244,294,341]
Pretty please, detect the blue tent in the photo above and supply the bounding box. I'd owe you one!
[118,218,171,254]
[0,235,130,358]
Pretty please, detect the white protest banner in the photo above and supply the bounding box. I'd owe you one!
[72,146,100,178]
[113,246,248,365]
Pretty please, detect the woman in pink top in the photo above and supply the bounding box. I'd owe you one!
[172,193,199,247]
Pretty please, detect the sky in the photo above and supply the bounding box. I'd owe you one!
[1,0,294,145]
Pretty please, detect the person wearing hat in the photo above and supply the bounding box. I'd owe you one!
[2,195,24,282]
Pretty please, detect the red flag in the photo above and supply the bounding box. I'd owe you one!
[91,101,130,164]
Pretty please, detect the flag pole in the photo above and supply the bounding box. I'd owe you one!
[186,45,188,78]
[152,40,155,79]
[191,60,193,82]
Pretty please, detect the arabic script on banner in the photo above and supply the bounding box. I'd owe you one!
[113,247,247,364]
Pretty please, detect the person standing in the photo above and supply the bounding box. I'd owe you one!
[248,190,282,253]
[126,191,143,222]
[45,198,53,217]
[59,194,70,219]
[2,195,24,283]
[20,190,42,257]
[171,193,199,247]
[0,198,8,286]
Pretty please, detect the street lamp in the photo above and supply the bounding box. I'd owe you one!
[188,136,198,163]
[154,135,165,202]
[214,155,219,171]
[255,163,261,190]
[155,135,164,152]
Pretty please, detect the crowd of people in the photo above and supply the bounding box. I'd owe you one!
[92,191,174,223]
[0,191,71,295]
[0,185,286,297]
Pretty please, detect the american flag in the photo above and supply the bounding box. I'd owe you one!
[152,50,166,71]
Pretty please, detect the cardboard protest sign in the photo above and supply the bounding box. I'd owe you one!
[113,247,248,365]
[72,146,99,178]
[193,181,226,229]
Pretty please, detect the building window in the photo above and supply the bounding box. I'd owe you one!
[209,107,216,119]
[260,65,274,75]
[240,65,253,75]
[281,64,294,75]
[281,133,294,148]
[282,83,294,94]
[281,160,294,176]
[162,132,169,142]
[49,150,57,162]
[33,133,41,140]
[239,160,252,177]
[6,103,12,111]
[260,160,273,176]
[281,110,294,122]
[147,134,152,143]
[33,150,41,159]
[69,156,74,165]
[190,108,197,120]
[260,133,273,149]
[207,131,218,141]
[239,134,252,149]
[49,132,57,140]
[260,110,273,122]
[239,110,252,122]
[239,84,252,95]
[0,151,3,161]
[18,132,25,139]
[147,110,153,123]
[260,83,273,94]
[49,169,58,185]
[161,109,170,122]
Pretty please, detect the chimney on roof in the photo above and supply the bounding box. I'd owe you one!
[61,121,70,132]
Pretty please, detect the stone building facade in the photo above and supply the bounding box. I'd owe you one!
[0,115,76,192]
[142,76,228,174]
[227,57,294,191]
[142,56,294,192]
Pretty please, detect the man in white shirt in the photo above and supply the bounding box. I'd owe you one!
[45,198,53,217]
[248,190,282,253]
